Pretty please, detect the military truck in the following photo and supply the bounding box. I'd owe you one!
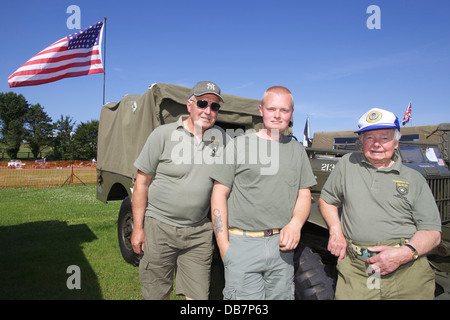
[96,83,449,299]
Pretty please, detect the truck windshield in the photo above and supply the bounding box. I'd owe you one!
[399,145,445,165]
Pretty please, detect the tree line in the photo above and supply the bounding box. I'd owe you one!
[0,92,98,161]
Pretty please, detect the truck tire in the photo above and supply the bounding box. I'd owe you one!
[118,196,141,266]
[294,243,335,300]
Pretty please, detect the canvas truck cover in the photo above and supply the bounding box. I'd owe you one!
[97,83,267,179]
[312,124,441,149]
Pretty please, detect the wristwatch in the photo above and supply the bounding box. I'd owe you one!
[404,244,419,261]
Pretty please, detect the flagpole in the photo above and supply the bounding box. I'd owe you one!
[102,17,107,106]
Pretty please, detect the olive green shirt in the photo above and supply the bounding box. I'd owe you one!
[320,152,442,242]
[134,116,228,227]
[210,132,317,231]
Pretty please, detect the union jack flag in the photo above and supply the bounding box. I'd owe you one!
[402,102,412,126]
[8,20,104,88]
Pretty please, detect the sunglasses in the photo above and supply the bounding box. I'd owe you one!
[191,99,221,112]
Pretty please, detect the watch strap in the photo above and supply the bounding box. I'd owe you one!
[404,244,418,260]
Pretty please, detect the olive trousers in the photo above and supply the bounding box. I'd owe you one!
[335,239,435,300]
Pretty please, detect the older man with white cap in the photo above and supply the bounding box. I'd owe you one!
[319,107,441,300]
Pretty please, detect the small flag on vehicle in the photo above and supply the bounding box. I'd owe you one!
[303,116,312,147]
[402,101,412,126]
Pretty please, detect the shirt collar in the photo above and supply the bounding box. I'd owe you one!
[175,115,188,129]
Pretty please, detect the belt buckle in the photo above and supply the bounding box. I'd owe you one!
[359,249,377,261]
[353,248,377,261]
[265,229,273,237]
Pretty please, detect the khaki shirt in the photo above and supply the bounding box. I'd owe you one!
[320,152,441,242]
[211,132,317,231]
[134,116,228,227]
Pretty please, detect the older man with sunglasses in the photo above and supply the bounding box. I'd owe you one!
[131,81,228,300]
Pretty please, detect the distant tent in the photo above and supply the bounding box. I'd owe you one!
[311,125,441,149]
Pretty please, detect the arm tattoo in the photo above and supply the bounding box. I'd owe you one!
[212,208,223,234]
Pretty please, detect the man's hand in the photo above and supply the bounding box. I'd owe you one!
[279,220,301,251]
[218,241,230,261]
[366,230,441,275]
[279,188,311,251]
[318,198,347,262]
[327,230,347,262]
[131,228,145,255]
[131,170,152,255]
[366,245,412,276]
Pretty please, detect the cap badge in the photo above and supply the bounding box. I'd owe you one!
[366,111,382,123]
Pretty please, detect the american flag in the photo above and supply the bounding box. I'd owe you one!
[8,20,104,88]
[402,101,412,126]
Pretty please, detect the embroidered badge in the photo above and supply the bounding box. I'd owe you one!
[396,181,409,195]
[210,137,219,156]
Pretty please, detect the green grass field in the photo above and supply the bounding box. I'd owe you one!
[0,185,224,300]
[0,185,143,299]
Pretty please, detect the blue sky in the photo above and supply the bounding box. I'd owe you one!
[1,0,449,140]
